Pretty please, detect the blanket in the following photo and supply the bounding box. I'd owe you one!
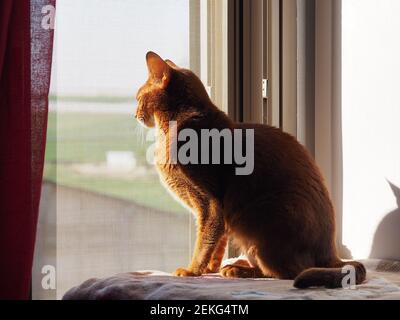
[63,259,400,300]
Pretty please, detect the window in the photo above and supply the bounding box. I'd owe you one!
[33,0,228,299]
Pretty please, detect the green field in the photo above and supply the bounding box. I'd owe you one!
[44,111,185,213]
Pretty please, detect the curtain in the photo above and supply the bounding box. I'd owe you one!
[0,0,55,299]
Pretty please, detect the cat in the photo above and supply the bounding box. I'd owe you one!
[135,51,366,288]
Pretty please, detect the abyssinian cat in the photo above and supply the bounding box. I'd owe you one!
[135,51,366,288]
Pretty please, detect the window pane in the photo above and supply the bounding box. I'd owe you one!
[33,0,196,300]
[34,0,228,300]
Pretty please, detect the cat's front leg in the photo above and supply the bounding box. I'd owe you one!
[204,235,228,273]
[174,202,225,277]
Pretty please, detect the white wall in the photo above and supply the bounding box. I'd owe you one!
[342,0,400,259]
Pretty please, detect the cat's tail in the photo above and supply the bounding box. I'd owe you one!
[293,260,366,289]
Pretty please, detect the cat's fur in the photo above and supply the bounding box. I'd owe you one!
[135,51,366,288]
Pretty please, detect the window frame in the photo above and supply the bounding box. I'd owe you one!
[228,0,344,256]
[190,0,345,259]
[314,0,343,253]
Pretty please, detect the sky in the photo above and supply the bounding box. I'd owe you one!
[50,0,189,97]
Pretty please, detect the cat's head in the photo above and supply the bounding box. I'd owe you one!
[135,51,210,128]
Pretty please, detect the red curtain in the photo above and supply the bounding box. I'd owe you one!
[0,0,55,299]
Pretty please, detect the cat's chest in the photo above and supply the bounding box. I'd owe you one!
[153,128,198,202]
[153,129,184,188]
[154,129,173,173]
[155,159,197,211]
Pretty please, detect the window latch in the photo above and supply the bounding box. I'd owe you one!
[262,79,268,99]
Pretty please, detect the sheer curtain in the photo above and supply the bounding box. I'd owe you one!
[0,0,55,299]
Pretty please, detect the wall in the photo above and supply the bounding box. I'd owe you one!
[342,0,400,259]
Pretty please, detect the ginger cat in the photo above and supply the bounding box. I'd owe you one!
[135,51,366,288]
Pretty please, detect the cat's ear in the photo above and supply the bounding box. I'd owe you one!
[388,180,400,204]
[146,51,171,88]
[165,59,178,68]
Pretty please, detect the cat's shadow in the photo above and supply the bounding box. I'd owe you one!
[369,181,400,260]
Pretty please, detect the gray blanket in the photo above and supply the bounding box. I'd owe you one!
[63,259,400,300]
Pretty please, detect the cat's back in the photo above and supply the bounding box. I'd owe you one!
[234,122,313,171]
[227,121,331,212]
[236,122,298,151]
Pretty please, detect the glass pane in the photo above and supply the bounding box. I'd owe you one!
[33,0,195,300]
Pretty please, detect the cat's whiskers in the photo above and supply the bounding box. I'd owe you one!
[134,123,146,145]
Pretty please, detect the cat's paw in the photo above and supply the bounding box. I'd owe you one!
[220,265,242,278]
[173,267,199,277]
[220,265,262,278]
[204,264,220,274]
